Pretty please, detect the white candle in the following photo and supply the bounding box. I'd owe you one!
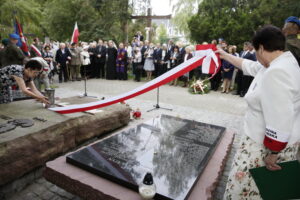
[139,185,156,199]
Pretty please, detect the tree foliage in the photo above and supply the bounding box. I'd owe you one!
[156,24,168,44]
[171,0,202,37]
[0,0,43,38]
[188,0,300,46]
[43,0,130,42]
[0,0,145,44]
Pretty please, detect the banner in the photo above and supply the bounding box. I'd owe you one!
[49,45,220,114]
[71,22,79,44]
[14,17,30,56]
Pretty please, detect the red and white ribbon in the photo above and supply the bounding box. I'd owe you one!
[49,45,220,114]
[30,44,42,57]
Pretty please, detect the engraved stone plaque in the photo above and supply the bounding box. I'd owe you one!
[66,115,225,200]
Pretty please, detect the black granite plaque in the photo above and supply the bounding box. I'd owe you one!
[66,115,225,200]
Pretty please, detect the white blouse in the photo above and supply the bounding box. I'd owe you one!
[242,51,300,150]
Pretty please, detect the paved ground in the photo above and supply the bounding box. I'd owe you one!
[7,77,247,200]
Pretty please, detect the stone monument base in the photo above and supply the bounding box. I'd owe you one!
[44,129,234,200]
[0,97,130,188]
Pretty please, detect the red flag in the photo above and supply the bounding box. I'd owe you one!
[71,22,79,44]
[14,18,30,56]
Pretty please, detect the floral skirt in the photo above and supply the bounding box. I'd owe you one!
[224,134,299,200]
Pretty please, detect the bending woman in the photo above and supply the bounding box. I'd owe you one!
[217,25,300,199]
[0,60,50,105]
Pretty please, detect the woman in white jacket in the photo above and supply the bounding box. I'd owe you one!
[80,46,91,78]
[217,25,300,200]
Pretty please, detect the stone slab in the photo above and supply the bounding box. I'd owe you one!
[44,126,234,200]
[65,115,226,200]
[0,98,130,186]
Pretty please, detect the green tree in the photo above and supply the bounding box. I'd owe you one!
[156,24,168,44]
[188,0,300,47]
[171,0,202,37]
[0,0,43,39]
[43,0,131,43]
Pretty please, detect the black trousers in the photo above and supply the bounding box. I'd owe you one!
[210,70,222,91]
[160,63,167,76]
[95,62,105,78]
[133,62,142,81]
[235,69,243,95]
[242,75,253,94]
[156,63,166,77]
[59,64,68,82]
[154,62,160,77]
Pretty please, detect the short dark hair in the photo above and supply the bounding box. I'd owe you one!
[25,60,42,71]
[252,25,285,52]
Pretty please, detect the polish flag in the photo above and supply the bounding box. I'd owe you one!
[71,22,79,44]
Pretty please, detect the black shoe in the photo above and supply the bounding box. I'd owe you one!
[240,92,245,97]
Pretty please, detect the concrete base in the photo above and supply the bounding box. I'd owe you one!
[0,98,130,186]
[44,130,235,200]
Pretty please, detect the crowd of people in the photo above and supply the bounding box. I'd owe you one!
[0,17,299,104]
[0,32,260,98]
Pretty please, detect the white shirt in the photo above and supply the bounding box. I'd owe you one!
[184,54,189,62]
[127,46,132,58]
[80,51,90,65]
[162,50,166,60]
[242,51,300,147]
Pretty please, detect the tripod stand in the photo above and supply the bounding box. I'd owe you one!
[147,87,172,112]
[80,65,97,98]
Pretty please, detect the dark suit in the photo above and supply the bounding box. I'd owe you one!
[178,48,186,64]
[158,49,170,76]
[55,48,71,82]
[236,51,256,96]
[153,48,162,77]
[141,45,148,65]
[95,45,107,78]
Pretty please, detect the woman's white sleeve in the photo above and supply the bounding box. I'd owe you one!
[261,68,294,151]
[242,59,262,77]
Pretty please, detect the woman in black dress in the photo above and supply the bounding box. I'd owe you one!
[106,40,118,80]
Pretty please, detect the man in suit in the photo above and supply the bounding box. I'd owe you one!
[95,39,107,78]
[141,40,149,64]
[153,43,162,77]
[69,42,82,81]
[30,38,42,58]
[235,42,256,96]
[158,44,170,76]
[55,43,71,83]
[177,41,186,64]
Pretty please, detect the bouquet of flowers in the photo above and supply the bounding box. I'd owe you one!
[189,79,210,94]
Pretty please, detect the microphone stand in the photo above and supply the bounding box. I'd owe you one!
[80,64,97,98]
[147,87,172,112]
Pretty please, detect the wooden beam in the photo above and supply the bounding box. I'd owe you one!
[131,14,172,20]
